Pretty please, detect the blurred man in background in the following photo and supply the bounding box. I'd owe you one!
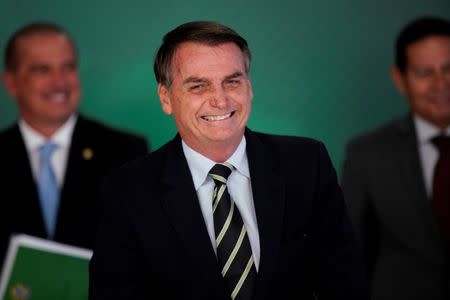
[342,16,450,300]
[0,22,148,267]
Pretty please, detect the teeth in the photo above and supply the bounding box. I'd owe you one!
[47,92,68,103]
[202,112,232,121]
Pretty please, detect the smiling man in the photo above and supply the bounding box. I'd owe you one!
[89,21,367,300]
[158,41,252,162]
[342,16,450,300]
[0,22,148,266]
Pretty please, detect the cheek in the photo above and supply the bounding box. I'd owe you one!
[227,88,249,103]
[238,92,252,108]
[68,75,81,88]
[180,95,204,115]
[408,80,431,97]
[27,77,49,92]
[18,79,40,97]
[168,99,190,121]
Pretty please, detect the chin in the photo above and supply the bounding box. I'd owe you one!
[48,114,73,124]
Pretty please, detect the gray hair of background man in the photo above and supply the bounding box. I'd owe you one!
[395,16,450,73]
[4,22,77,71]
[153,21,251,88]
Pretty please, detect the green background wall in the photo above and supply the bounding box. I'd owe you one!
[1,0,449,173]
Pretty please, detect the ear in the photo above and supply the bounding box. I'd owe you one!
[2,71,18,99]
[390,66,407,95]
[157,83,172,115]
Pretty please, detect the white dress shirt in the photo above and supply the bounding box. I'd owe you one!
[182,137,261,270]
[19,115,77,187]
[414,115,450,197]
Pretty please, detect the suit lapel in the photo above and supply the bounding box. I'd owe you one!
[10,125,47,236]
[159,132,286,297]
[394,115,444,248]
[160,136,225,285]
[245,129,285,299]
[55,117,90,237]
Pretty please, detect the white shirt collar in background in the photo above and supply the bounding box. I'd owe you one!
[414,114,450,144]
[19,114,77,186]
[414,114,450,197]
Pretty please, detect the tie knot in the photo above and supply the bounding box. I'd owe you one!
[209,163,234,184]
[431,135,450,153]
[40,142,58,160]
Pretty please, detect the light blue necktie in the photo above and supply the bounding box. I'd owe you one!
[37,142,59,239]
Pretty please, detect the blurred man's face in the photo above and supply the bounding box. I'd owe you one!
[3,33,81,133]
[158,42,253,158]
[392,35,450,129]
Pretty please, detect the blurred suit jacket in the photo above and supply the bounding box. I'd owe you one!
[342,114,450,300]
[89,129,368,300]
[0,115,148,266]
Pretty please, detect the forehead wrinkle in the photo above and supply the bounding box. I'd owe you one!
[171,42,247,86]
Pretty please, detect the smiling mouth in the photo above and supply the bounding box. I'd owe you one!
[201,111,235,121]
[45,91,70,103]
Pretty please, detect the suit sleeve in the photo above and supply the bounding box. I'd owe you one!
[341,140,379,282]
[89,173,140,300]
[313,142,369,299]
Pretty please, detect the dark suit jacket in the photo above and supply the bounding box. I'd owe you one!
[341,114,450,300]
[89,129,367,300]
[0,115,148,266]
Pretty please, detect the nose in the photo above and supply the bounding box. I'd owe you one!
[50,69,69,89]
[209,86,228,108]
[434,70,450,90]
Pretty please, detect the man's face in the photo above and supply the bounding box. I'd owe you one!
[392,35,450,128]
[158,42,253,155]
[3,33,81,131]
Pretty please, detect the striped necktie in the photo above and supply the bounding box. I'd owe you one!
[37,142,60,239]
[209,163,257,300]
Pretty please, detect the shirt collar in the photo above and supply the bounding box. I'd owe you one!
[19,114,78,151]
[182,136,250,191]
[414,114,450,145]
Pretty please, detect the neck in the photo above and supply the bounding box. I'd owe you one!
[428,119,450,131]
[183,138,242,163]
[22,118,65,139]
[200,144,238,162]
[435,122,450,131]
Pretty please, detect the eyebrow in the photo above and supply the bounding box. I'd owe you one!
[183,71,245,85]
[28,63,50,71]
[224,72,244,80]
[183,77,208,85]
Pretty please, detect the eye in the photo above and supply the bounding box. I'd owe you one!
[62,61,77,72]
[413,68,433,78]
[442,63,450,75]
[30,65,50,74]
[225,79,241,88]
[188,83,205,92]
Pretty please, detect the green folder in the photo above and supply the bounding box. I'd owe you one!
[0,234,92,300]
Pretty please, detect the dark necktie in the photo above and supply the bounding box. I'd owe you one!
[209,163,257,300]
[431,135,450,239]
